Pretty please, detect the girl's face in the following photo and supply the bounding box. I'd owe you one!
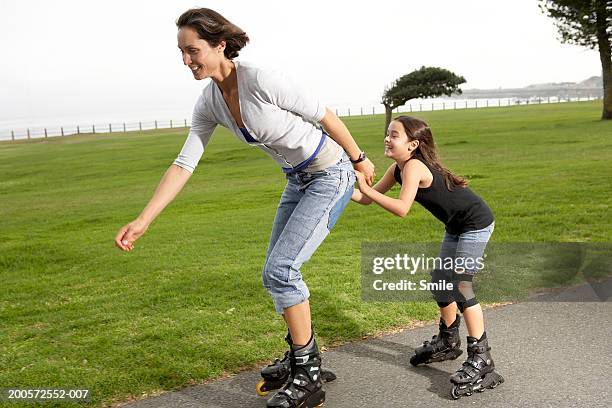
[177,26,225,80]
[384,120,418,159]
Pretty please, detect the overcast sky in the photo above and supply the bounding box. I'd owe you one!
[0,0,602,126]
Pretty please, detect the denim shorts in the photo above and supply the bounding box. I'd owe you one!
[439,222,495,275]
[262,153,355,314]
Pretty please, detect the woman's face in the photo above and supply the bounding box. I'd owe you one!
[384,121,412,159]
[177,26,225,80]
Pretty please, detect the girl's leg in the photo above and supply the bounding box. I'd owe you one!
[440,302,458,326]
[410,302,463,366]
[453,222,494,339]
[449,223,504,398]
[462,303,484,339]
[435,230,460,321]
[410,232,464,366]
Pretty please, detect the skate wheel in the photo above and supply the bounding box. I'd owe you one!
[451,385,460,400]
[489,372,504,389]
[321,369,337,383]
[449,349,463,360]
[255,380,269,396]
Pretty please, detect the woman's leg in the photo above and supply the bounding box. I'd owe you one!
[262,176,304,338]
[283,300,312,345]
[262,156,354,342]
[262,177,301,287]
[264,157,354,407]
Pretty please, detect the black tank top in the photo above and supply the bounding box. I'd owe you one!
[394,157,494,234]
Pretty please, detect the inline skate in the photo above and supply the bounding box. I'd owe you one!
[256,331,336,397]
[450,332,504,399]
[410,314,463,366]
[266,333,325,408]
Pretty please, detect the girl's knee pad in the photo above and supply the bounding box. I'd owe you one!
[431,268,454,304]
[457,297,479,313]
[453,273,474,299]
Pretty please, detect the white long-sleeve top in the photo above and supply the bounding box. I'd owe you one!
[173,60,342,173]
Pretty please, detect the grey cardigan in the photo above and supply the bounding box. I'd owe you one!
[173,60,341,173]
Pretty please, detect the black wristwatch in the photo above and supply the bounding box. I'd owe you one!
[350,151,367,164]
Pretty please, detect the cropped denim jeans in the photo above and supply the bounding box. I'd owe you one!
[262,153,355,314]
[439,222,495,275]
[431,222,495,307]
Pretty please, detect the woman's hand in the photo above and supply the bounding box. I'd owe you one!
[113,164,192,252]
[114,218,149,252]
[353,158,375,186]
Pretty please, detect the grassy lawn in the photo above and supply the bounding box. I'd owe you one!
[1,101,610,407]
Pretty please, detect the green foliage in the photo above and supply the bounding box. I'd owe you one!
[382,66,466,109]
[540,1,612,120]
[0,101,610,406]
[539,0,612,49]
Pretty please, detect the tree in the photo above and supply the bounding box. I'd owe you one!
[381,67,465,133]
[540,0,612,120]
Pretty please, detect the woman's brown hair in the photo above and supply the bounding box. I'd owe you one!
[176,8,249,59]
[394,116,467,191]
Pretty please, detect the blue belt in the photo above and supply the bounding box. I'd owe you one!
[282,131,327,174]
[239,127,259,144]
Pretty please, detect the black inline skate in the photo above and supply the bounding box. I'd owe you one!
[450,332,504,399]
[410,314,463,366]
[256,331,336,397]
[266,333,325,408]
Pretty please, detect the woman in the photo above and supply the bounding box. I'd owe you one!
[114,8,374,408]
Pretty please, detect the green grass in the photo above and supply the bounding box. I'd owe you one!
[1,101,610,407]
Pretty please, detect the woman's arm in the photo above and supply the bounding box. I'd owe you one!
[352,163,397,205]
[356,160,425,217]
[114,164,192,251]
[320,108,376,185]
[257,70,375,184]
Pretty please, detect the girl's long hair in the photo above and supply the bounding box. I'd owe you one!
[394,116,467,191]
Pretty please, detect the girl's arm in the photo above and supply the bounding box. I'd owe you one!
[320,108,376,185]
[352,163,397,205]
[356,160,425,217]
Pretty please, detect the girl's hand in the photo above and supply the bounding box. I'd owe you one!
[353,158,375,186]
[114,218,149,252]
[354,170,369,190]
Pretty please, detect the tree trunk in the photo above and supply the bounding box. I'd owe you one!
[384,105,393,135]
[596,1,612,120]
[601,55,612,120]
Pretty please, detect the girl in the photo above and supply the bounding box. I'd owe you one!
[114,8,374,408]
[351,116,503,399]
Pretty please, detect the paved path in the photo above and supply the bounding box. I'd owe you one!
[122,279,612,408]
